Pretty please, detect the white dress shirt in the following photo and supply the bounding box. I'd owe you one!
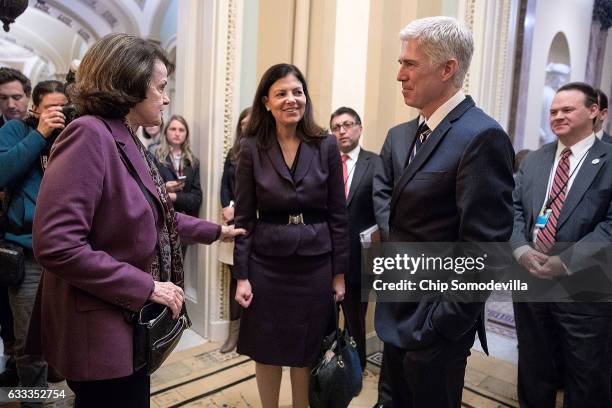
[425,90,466,131]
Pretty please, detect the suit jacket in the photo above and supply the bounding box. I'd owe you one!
[32,116,220,381]
[155,154,202,216]
[233,135,349,279]
[375,96,515,351]
[510,139,612,315]
[346,148,380,287]
[373,118,419,234]
[602,131,612,144]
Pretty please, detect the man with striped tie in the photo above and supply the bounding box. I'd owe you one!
[511,82,612,408]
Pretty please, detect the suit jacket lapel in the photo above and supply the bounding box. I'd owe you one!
[389,97,477,213]
[103,118,161,205]
[398,123,417,170]
[556,141,607,230]
[531,144,556,219]
[347,150,369,206]
[266,141,294,184]
[293,141,315,184]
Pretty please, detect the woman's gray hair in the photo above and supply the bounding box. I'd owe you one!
[399,16,473,88]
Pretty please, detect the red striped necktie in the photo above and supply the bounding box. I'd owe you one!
[535,147,572,253]
[342,154,349,198]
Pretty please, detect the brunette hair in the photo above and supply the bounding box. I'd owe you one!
[31,80,66,107]
[0,67,31,96]
[71,33,174,119]
[230,107,251,164]
[245,63,325,149]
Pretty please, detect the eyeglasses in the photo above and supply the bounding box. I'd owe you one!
[331,121,357,133]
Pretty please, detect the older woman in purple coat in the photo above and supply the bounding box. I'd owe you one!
[31,34,243,407]
[233,63,349,407]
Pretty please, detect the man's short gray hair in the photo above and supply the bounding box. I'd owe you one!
[399,16,474,88]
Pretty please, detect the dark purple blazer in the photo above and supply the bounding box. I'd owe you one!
[233,135,349,279]
[32,116,220,381]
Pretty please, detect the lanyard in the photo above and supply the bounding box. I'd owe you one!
[544,147,591,210]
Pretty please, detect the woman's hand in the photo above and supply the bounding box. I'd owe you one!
[333,274,345,302]
[168,192,177,202]
[235,279,253,308]
[221,206,235,222]
[220,225,246,242]
[165,180,185,193]
[148,281,185,319]
[37,106,65,139]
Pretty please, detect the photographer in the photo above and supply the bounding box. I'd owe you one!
[0,80,68,398]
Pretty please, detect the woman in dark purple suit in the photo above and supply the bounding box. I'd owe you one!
[31,34,244,407]
[233,63,349,407]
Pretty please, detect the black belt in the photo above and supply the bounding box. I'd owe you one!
[258,211,327,225]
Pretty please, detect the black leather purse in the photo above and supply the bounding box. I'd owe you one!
[133,302,191,375]
[0,239,25,287]
[0,189,25,287]
[309,298,362,408]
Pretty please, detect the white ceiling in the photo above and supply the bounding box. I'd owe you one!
[0,0,174,83]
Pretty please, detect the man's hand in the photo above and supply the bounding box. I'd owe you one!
[235,279,253,308]
[37,106,65,138]
[518,249,550,279]
[219,225,246,242]
[148,281,184,319]
[540,256,568,278]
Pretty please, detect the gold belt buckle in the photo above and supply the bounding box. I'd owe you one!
[287,213,304,225]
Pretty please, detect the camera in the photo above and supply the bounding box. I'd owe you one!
[61,104,76,124]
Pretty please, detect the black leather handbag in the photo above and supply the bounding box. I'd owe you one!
[0,239,25,287]
[133,302,191,375]
[309,298,362,408]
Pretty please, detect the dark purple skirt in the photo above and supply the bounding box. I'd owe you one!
[236,251,334,367]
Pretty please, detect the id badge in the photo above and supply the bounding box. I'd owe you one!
[535,209,552,228]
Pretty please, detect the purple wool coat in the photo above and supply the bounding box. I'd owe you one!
[31,116,220,381]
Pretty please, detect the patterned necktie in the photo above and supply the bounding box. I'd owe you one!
[535,147,572,253]
[341,154,349,198]
[408,122,432,165]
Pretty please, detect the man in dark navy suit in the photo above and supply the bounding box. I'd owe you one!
[512,82,612,408]
[595,89,611,143]
[330,106,380,372]
[374,16,515,407]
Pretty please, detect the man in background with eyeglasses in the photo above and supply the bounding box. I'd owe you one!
[330,106,380,374]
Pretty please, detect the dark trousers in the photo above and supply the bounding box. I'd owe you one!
[0,286,15,354]
[67,367,150,408]
[376,345,393,406]
[384,330,475,408]
[514,302,612,408]
[341,286,368,370]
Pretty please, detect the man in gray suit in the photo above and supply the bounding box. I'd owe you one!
[512,82,612,408]
[595,89,610,143]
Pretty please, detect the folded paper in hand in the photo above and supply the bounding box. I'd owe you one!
[359,225,380,248]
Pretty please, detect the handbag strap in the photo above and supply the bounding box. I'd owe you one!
[332,294,341,345]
